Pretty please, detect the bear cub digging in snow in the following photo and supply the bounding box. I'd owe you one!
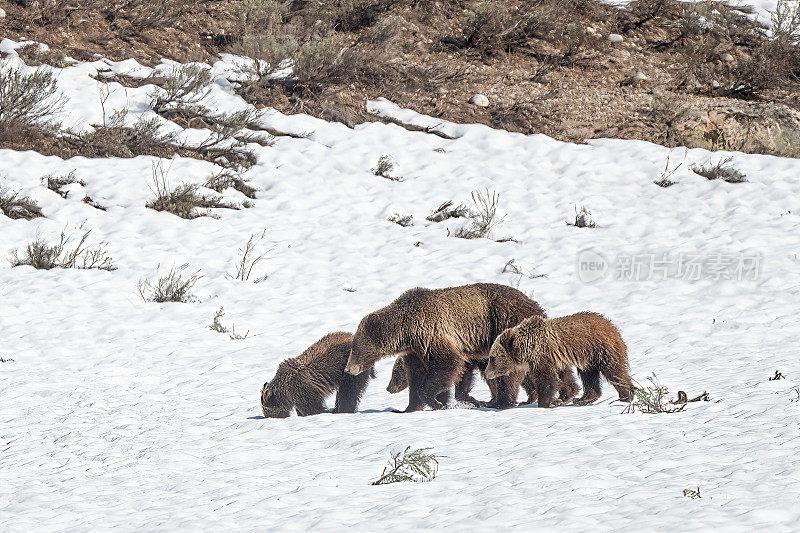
[260,332,374,418]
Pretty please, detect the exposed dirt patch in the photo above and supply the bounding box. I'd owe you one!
[0,0,238,66]
[3,0,800,157]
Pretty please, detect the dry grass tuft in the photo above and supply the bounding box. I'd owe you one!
[453,189,504,239]
[228,230,273,282]
[9,227,116,271]
[138,264,202,303]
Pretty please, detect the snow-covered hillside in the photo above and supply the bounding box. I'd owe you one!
[1,38,799,531]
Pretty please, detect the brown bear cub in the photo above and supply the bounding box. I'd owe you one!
[260,332,374,418]
[485,312,633,408]
[386,357,491,406]
[345,283,561,412]
[387,356,580,406]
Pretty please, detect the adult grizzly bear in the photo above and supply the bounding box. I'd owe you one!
[260,332,374,418]
[485,312,633,408]
[344,283,556,412]
[387,356,579,406]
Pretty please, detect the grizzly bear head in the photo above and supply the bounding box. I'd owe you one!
[260,381,292,419]
[346,311,401,375]
[484,327,527,379]
[385,356,408,393]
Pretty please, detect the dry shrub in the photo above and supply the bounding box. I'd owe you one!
[671,0,800,97]
[328,0,393,32]
[0,66,65,143]
[453,189,504,239]
[426,200,470,222]
[146,162,242,219]
[112,0,192,33]
[205,169,258,199]
[568,205,596,228]
[454,0,608,70]
[15,44,75,68]
[9,227,116,271]
[42,171,85,199]
[228,230,272,282]
[0,185,45,220]
[149,64,212,116]
[690,157,747,183]
[622,375,686,414]
[138,264,202,303]
[66,111,180,159]
[388,213,413,227]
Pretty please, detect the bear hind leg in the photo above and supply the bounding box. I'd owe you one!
[575,363,602,405]
[533,366,558,408]
[602,359,634,403]
[419,344,464,410]
[558,368,580,403]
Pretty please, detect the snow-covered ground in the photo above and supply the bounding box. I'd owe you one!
[603,0,782,28]
[1,37,800,531]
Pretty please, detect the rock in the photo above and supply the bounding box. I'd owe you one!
[586,26,597,35]
[711,80,721,88]
[0,8,6,18]
[469,94,489,107]
[667,101,800,157]
[608,33,624,43]
[721,52,735,63]
[633,71,647,82]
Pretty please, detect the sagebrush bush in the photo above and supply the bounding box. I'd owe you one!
[205,169,258,199]
[67,111,180,159]
[138,264,202,303]
[426,200,470,222]
[42,170,85,199]
[9,228,116,271]
[372,155,402,181]
[673,0,800,96]
[388,214,413,227]
[456,0,603,73]
[149,64,213,115]
[146,163,241,219]
[0,66,65,141]
[691,157,747,183]
[329,0,392,32]
[0,185,44,220]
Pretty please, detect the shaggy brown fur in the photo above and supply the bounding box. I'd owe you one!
[261,332,374,418]
[485,312,633,408]
[388,356,580,406]
[386,357,491,405]
[345,283,549,412]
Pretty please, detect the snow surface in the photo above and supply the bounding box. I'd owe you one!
[1,38,800,531]
[603,0,782,28]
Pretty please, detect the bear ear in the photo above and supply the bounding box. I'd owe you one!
[363,312,383,336]
[502,332,523,363]
[261,386,275,406]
